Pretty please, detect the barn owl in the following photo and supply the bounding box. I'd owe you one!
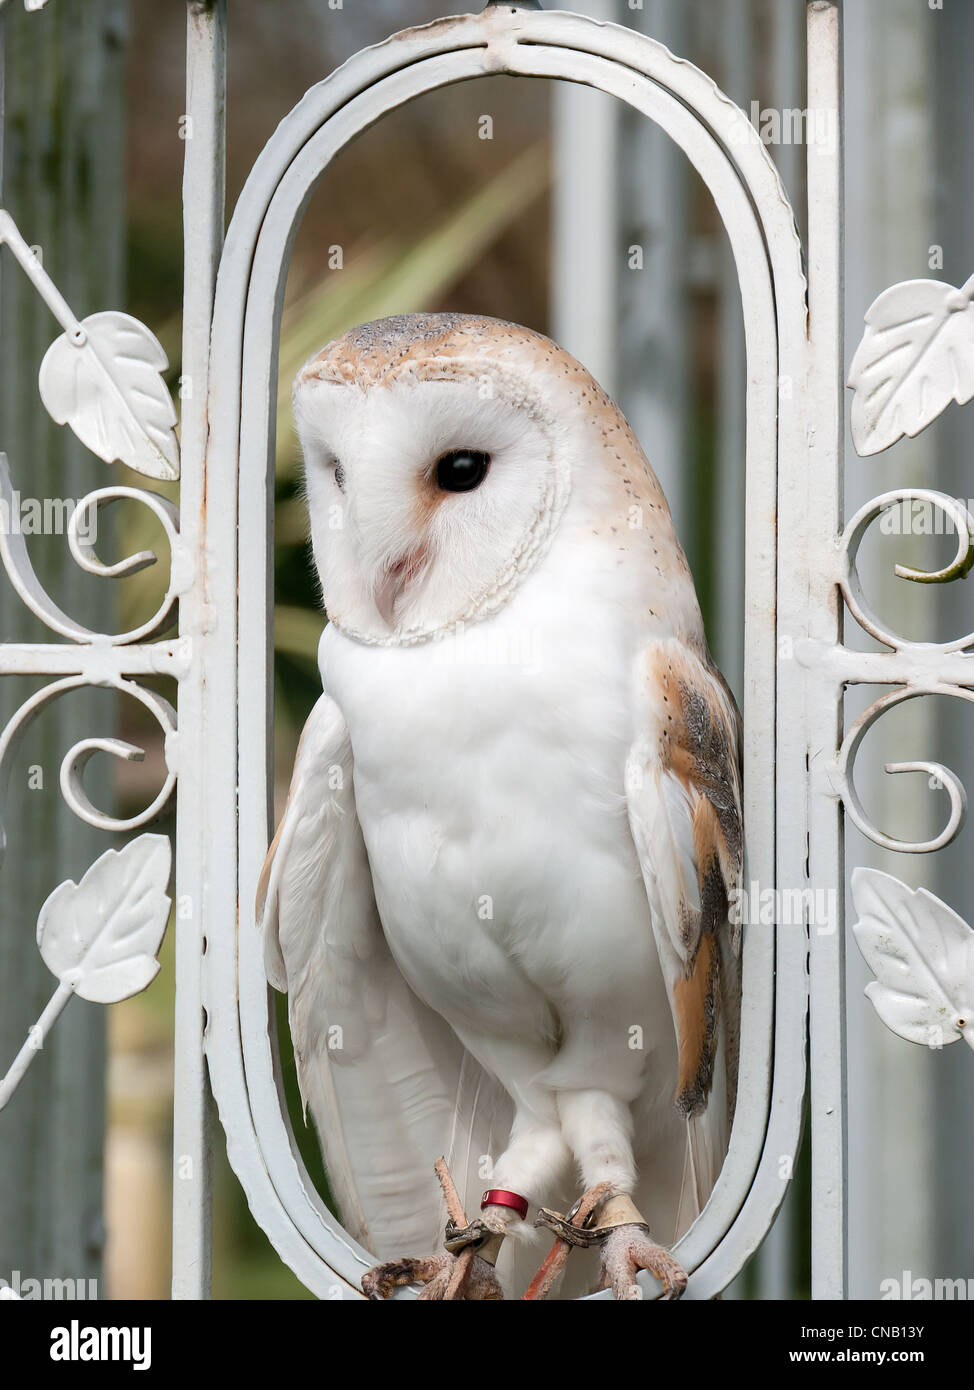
[258,312,743,1301]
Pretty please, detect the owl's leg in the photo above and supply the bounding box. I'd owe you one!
[362,1163,509,1301]
[363,1055,571,1300]
[362,1119,569,1299]
[558,1088,688,1301]
[449,1030,575,1240]
[489,1108,573,1221]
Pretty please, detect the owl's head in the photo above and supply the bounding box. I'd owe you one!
[292,312,663,645]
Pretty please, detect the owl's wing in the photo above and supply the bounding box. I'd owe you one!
[258,692,513,1264]
[626,636,743,1232]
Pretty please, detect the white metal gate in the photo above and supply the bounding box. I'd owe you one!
[3,0,973,1301]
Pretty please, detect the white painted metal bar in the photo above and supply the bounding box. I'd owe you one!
[0,980,74,1113]
[803,0,846,1299]
[172,0,227,1301]
[0,639,189,678]
[0,208,86,341]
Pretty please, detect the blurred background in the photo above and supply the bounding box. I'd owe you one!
[1,0,972,1300]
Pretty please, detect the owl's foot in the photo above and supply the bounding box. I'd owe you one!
[597,1198,687,1301]
[363,1208,508,1301]
[531,1188,687,1300]
[362,1160,528,1299]
[523,1181,614,1299]
[362,1247,504,1301]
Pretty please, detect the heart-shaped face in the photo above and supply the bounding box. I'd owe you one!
[294,314,576,646]
[295,311,696,652]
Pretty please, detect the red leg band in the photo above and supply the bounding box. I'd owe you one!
[481,1188,529,1221]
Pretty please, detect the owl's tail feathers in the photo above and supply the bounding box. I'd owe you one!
[676,1113,720,1236]
[674,1015,732,1239]
[677,895,743,1235]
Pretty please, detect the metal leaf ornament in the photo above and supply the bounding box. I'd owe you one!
[38,310,180,481]
[851,867,974,1052]
[37,832,172,1002]
[847,273,974,456]
[0,835,171,1112]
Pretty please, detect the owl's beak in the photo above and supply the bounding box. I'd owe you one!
[374,547,427,627]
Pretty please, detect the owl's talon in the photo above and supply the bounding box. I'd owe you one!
[598,1224,688,1301]
[362,1254,438,1300]
[362,1250,504,1301]
[444,1215,493,1254]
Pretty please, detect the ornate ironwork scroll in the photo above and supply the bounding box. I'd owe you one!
[841,273,974,1044]
[0,203,179,1105]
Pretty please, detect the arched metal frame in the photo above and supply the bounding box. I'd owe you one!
[5,0,970,1304]
[190,4,838,1299]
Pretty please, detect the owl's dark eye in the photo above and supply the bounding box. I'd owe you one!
[334,462,346,493]
[435,449,490,493]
